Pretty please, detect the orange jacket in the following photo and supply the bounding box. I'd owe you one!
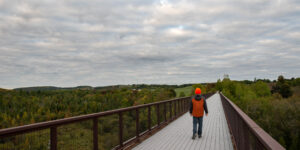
[189,95,208,117]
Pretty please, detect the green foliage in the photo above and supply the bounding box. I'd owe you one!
[280,83,293,98]
[292,78,300,86]
[252,81,271,97]
[175,83,217,97]
[219,77,300,150]
[279,137,286,148]
[272,75,293,98]
[205,83,217,93]
[174,86,193,97]
[179,92,185,97]
[216,79,223,91]
[0,87,176,149]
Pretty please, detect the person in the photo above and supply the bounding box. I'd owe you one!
[189,88,208,139]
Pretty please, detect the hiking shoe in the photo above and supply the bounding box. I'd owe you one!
[198,134,202,138]
[192,134,196,140]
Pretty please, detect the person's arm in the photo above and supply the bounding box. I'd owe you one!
[189,98,193,114]
[203,98,208,114]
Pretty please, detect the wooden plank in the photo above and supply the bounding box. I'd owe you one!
[208,96,215,150]
[221,111,228,150]
[172,117,190,150]
[222,104,231,150]
[201,109,213,150]
[158,120,184,149]
[167,114,192,150]
[133,93,233,150]
[197,115,210,150]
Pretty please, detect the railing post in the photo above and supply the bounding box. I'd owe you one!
[164,102,167,122]
[184,99,186,111]
[187,98,189,111]
[178,100,181,115]
[119,112,123,147]
[148,106,151,131]
[177,100,179,114]
[178,100,180,114]
[93,118,98,150]
[136,108,140,141]
[184,99,186,112]
[169,101,172,120]
[183,99,185,112]
[179,99,182,113]
[174,100,177,117]
[50,126,57,150]
[181,99,183,113]
[157,104,160,126]
[244,125,249,150]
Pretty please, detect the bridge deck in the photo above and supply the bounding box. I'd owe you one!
[133,93,234,150]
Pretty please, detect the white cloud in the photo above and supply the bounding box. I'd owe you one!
[0,0,299,88]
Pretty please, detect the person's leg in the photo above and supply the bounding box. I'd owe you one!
[195,117,199,134]
[192,117,197,139]
[198,117,203,137]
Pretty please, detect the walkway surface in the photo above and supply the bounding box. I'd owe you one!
[133,93,234,150]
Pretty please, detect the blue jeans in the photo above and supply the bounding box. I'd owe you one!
[193,117,203,135]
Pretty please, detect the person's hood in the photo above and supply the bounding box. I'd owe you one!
[195,94,202,101]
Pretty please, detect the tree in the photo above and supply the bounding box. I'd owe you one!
[252,81,271,97]
[279,83,293,98]
[272,75,293,98]
[206,83,216,93]
[179,92,185,97]
[168,89,176,97]
[216,79,223,91]
[278,75,284,84]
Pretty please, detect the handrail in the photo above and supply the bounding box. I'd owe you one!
[220,92,285,150]
[0,93,214,150]
[0,96,189,137]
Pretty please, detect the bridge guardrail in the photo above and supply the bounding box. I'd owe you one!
[220,92,285,150]
[0,92,214,150]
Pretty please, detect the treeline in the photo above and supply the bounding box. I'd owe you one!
[216,76,300,150]
[13,84,197,92]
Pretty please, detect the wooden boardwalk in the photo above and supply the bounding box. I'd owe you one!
[133,93,234,150]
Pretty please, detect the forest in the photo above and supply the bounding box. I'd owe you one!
[0,86,177,149]
[215,76,300,150]
[0,76,299,149]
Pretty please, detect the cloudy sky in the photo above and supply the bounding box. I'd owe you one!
[0,0,299,89]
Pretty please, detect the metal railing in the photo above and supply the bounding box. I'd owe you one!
[219,92,285,150]
[0,93,214,150]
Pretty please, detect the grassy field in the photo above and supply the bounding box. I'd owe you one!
[174,86,193,97]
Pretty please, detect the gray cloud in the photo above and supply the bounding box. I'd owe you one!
[0,0,300,88]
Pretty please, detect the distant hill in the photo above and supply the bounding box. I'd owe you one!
[14,86,58,91]
[14,86,93,91]
[0,88,10,92]
[12,84,199,92]
[94,85,131,90]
